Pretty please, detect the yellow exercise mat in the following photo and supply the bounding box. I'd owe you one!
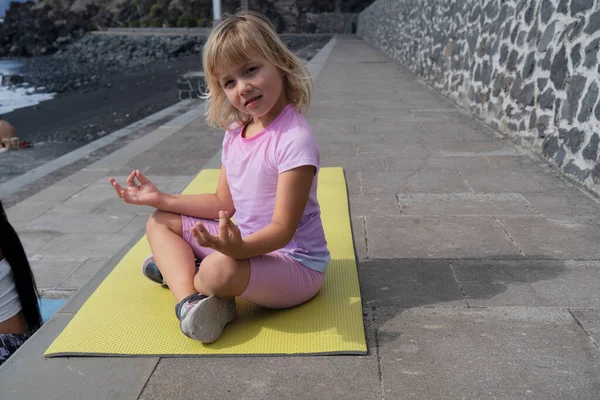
[44,167,366,357]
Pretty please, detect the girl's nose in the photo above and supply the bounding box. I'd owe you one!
[238,80,252,95]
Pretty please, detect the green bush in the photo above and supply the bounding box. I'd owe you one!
[128,20,140,28]
[150,18,162,27]
[177,14,197,27]
[150,3,162,18]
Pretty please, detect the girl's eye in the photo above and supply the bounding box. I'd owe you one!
[245,67,257,75]
[223,80,234,88]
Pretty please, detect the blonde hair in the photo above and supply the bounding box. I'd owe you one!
[202,11,312,130]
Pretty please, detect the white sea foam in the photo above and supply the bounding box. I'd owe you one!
[0,59,55,115]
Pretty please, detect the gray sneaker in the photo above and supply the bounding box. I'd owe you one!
[177,294,237,343]
[141,255,202,285]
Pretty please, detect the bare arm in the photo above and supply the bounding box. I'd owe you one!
[192,165,316,259]
[109,165,235,219]
[157,164,235,218]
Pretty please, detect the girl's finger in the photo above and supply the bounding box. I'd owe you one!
[218,211,228,241]
[228,221,241,238]
[126,171,137,187]
[136,170,152,185]
[196,223,215,248]
[111,180,124,197]
[191,226,205,246]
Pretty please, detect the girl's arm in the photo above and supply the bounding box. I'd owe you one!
[110,165,235,219]
[193,165,315,259]
[157,164,235,218]
[239,165,315,257]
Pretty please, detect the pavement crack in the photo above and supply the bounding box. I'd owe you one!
[456,170,475,193]
[568,309,600,350]
[395,193,404,215]
[362,216,370,259]
[371,309,385,400]
[358,171,364,195]
[448,261,470,307]
[494,216,527,258]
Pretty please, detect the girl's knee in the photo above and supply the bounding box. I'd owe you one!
[146,210,182,235]
[194,253,240,295]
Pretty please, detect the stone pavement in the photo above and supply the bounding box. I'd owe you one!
[2,35,600,399]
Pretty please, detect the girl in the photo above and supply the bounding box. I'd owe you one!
[109,11,330,344]
[0,200,43,366]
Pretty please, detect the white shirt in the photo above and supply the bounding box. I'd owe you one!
[0,258,22,323]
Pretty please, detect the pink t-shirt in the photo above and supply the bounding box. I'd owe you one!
[221,104,330,272]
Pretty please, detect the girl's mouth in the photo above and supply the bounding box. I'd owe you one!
[244,95,262,107]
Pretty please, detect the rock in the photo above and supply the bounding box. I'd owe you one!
[564,160,591,181]
[538,78,548,91]
[578,81,598,122]
[582,133,600,162]
[539,21,556,52]
[536,115,551,137]
[562,75,588,123]
[565,127,586,152]
[585,9,600,34]
[557,0,569,14]
[571,44,582,67]
[519,82,535,106]
[571,0,594,15]
[550,45,568,90]
[542,136,560,158]
[539,88,555,109]
[507,49,519,71]
[541,0,555,23]
[523,51,536,79]
[591,164,600,183]
[584,38,600,68]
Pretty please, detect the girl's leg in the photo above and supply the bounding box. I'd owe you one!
[185,218,324,307]
[146,210,197,302]
[193,252,251,298]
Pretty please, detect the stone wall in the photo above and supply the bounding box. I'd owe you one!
[358,0,600,194]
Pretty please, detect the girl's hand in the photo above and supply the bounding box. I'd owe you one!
[192,211,247,259]
[108,170,163,207]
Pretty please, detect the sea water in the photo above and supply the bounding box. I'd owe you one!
[0,59,55,115]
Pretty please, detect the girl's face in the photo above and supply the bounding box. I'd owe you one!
[218,53,287,127]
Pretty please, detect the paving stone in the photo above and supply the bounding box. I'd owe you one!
[0,315,159,400]
[28,256,88,290]
[383,155,497,172]
[28,207,137,234]
[459,169,571,193]
[452,259,600,307]
[349,193,402,216]
[437,140,520,154]
[358,170,472,194]
[58,258,111,290]
[358,258,465,307]
[37,232,137,259]
[15,230,59,255]
[376,307,600,400]
[497,217,600,259]
[321,155,386,172]
[522,191,600,222]
[569,308,600,346]
[119,214,151,235]
[366,215,523,259]
[140,354,381,400]
[5,200,57,225]
[397,192,539,216]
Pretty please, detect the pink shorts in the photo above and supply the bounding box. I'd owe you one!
[181,216,325,309]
